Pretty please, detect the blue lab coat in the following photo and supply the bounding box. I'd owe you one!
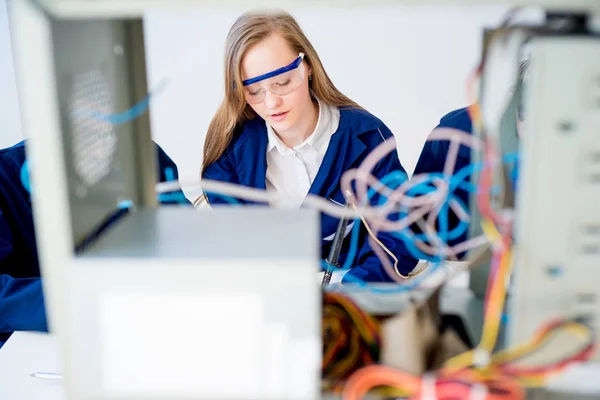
[412,107,519,250]
[412,107,474,250]
[203,107,419,283]
[0,140,187,348]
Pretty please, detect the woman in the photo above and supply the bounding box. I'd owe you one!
[201,9,418,283]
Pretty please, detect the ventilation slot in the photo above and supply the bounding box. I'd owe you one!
[585,151,600,184]
[579,224,600,256]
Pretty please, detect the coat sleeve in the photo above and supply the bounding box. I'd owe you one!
[342,124,419,283]
[411,111,473,253]
[0,207,47,334]
[201,150,242,206]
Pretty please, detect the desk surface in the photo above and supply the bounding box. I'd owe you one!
[1,273,598,399]
[0,267,472,400]
[0,331,64,400]
[3,331,599,400]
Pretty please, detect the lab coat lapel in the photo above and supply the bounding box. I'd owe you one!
[233,119,268,193]
[232,111,374,203]
[307,123,367,201]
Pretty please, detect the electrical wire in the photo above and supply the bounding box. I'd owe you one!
[325,146,515,286]
[493,320,596,383]
[441,24,519,372]
[153,125,495,289]
[322,292,383,393]
[155,142,504,293]
[341,364,526,400]
[340,315,594,399]
[160,137,514,288]
[349,201,405,279]
[341,17,595,400]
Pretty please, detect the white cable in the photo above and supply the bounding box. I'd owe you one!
[420,373,438,400]
[469,383,489,400]
[153,127,490,266]
[473,348,491,369]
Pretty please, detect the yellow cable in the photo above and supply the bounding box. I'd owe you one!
[481,218,502,246]
[481,248,513,352]
[491,323,590,365]
[443,349,476,371]
[444,245,513,371]
[444,320,593,390]
[514,375,547,387]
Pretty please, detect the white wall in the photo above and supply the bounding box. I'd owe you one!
[143,4,542,200]
[0,3,540,190]
[0,3,534,299]
[0,0,23,148]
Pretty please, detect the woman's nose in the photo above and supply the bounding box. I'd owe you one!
[264,90,281,109]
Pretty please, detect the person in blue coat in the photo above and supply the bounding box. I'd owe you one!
[412,61,527,251]
[0,140,188,348]
[200,10,419,283]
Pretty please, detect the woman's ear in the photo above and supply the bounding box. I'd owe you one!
[306,62,312,78]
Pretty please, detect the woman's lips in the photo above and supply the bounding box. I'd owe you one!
[270,111,289,122]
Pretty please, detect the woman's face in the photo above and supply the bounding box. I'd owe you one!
[241,34,312,135]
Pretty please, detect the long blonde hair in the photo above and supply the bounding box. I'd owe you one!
[201,9,362,175]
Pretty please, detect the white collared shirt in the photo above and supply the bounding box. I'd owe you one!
[265,98,340,207]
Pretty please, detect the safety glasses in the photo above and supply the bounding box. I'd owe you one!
[242,53,305,104]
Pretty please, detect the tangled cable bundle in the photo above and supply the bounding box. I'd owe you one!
[339,128,492,282]
[341,317,595,400]
[322,292,382,393]
[159,125,503,295]
[342,365,526,400]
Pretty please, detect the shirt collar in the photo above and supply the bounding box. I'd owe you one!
[266,97,328,154]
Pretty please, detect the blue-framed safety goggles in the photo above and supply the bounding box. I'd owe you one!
[242,53,306,104]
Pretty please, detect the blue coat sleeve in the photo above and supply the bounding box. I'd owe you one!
[0,208,47,334]
[411,108,473,254]
[0,141,186,346]
[0,275,46,333]
[343,125,419,283]
[414,139,448,176]
[202,151,241,205]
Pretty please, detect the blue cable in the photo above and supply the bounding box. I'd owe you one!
[331,170,411,274]
[397,151,519,246]
[24,92,520,294]
[328,170,446,292]
[328,152,520,294]
[399,176,469,243]
[366,169,463,249]
[71,79,168,126]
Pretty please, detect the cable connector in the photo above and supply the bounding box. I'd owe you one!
[469,383,489,400]
[421,373,437,400]
[473,348,491,369]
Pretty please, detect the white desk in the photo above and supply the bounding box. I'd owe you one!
[0,265,462,400]
[2,331,599,400]
[0,331,64,400]
[1,267,597,400]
